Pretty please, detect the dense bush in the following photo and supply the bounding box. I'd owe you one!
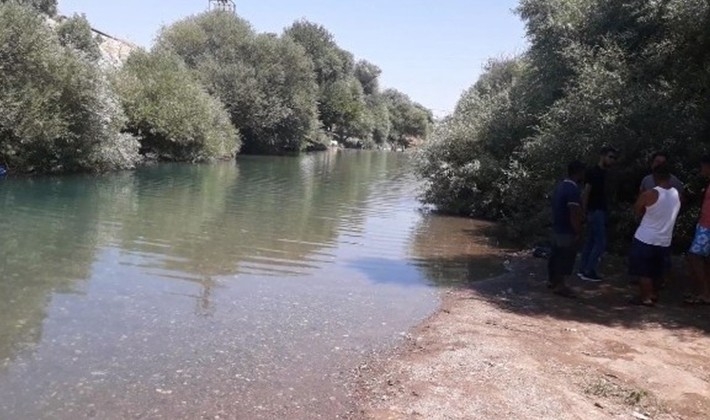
[157,12,319,154]
[56,13,102,61]
[319,76,368,142]
[284,19,354,87]
[113,48,241,161]
[384,89,434,148]
[286,19,432,148]
[365,94,391,145]
[417,0,710,246]
[0,3,430,173]
[0,3,139,173]
[0,0,56,16]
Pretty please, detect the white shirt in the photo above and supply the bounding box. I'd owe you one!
[634,187,681,247]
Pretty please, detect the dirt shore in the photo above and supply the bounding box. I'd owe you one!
[352,257,710,419]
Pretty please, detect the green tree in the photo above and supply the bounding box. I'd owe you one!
[0,0,56,15]
[416,58,529,219]
[157,12,319,154]
[354,60,382,96]
[364,94,391,145]
[319,76,368,142]
[0,3,139,173]
[284,19,354,85]
[113,48,241,161]
[284,19,366,143]
[418,0,710,244]
[383,89,433,147]
[56,13,102,61]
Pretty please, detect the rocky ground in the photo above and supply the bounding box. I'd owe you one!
[352,257,710,419]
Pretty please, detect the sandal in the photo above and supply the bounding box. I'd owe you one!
[629,296,655,307]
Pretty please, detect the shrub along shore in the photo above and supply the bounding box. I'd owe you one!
[0,0,432,175]
[416,0,710,248]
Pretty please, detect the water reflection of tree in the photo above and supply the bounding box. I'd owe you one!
[409,215,505,287]
[0,177,102,364]
[113,152,401,279]
[0,151,410,363]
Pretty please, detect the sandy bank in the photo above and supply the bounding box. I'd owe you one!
[353,257,710,419]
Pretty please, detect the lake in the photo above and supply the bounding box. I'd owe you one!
[0,151,502,419]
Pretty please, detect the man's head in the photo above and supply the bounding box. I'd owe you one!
[568,160,586,183]
[652,163,671,186]
[599,146,619,168]
[701,155,710,178]
[650,151,669,170]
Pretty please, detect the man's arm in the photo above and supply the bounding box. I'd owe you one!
[673,177,687,206]
[639,175,649,194]
[634,190,656,219]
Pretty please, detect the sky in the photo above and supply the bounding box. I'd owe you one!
[58,1,528,116]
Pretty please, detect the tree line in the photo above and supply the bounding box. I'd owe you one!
[417,0,710,247]
[0,0,432,174]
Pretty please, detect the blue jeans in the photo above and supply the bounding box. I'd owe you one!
[580,210,607,275]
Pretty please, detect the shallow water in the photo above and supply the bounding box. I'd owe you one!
[0,151,501,419]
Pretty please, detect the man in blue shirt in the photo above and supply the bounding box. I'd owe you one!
[548,160,586,297]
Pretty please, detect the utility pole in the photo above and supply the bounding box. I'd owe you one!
[208,0,236,13]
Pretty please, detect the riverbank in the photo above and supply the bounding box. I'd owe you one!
[353,256,710,419]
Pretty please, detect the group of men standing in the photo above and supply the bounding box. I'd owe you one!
[548,146,710,306]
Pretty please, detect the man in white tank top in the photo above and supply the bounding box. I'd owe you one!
[628,164,681,306]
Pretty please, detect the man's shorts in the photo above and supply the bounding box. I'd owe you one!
[549,233,578,277]
[629,238,670,280]
[689,224,710,257]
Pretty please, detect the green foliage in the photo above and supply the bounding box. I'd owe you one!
[113,48,241,162]
[384,89,433,147]
[158,12,319,154]
[418,0,710,245]
[417,58,532,221]
[56,13,102,61]
[365,94,391,145]
[284,19,354,85]
[285,19,365,144]
[354,60,382,96]
[0,3,427,173]
[0,0,56,15]
[0,3,139,173]
[319,76,368,141]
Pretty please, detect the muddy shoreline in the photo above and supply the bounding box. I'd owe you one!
[350,256,710,419]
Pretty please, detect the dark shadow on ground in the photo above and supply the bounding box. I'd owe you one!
[421,253,710,333]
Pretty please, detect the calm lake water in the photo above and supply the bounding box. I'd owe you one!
[0,151,502,419]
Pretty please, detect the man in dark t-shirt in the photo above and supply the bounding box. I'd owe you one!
[578,146,618,282]
[548,160,585,297]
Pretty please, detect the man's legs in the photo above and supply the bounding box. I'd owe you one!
[654,252,672,291]
[580,210,606,279]
[687,225,710,302]
[649,247,668,302]
[579,214,595,274]
[549,234,577,297]
[547,244,559,288]
[638,277,655,303]
[702,260,710,300]
[629,239,656,306]
[587,210,607,274]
